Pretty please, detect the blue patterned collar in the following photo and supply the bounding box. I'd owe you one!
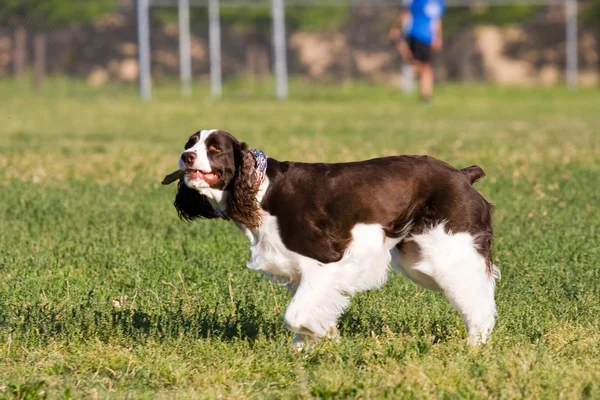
[251,148,268,187]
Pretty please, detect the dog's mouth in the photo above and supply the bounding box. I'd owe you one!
[186,169,219,184]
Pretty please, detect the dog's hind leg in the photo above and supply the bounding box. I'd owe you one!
[398,223,499,344]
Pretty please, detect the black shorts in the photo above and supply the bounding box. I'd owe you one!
[405,36,432,63]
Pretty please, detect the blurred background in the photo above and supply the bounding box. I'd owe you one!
[0,0,598,98]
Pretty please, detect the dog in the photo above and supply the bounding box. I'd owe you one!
[162,129,500,345]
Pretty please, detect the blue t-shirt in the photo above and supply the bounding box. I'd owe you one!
[404,0,445,45]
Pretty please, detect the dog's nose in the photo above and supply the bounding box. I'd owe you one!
[181,151,196,166]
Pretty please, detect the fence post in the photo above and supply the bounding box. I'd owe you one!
[179,0,192,96]
[33,32,46,92]
[565,0,577,88]
[13,27,27,77]
[209,0,222,97]
[137,0,151,101]
[271,0,288,100]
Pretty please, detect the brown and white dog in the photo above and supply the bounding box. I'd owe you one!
[163,129,500,345]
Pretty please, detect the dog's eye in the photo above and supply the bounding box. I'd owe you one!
[184,135,199,150]
[208,145,221,152]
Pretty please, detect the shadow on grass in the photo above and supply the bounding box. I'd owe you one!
[4,297,462,345]
[5,297,283,343]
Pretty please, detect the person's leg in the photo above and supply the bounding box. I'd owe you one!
[420,62,434,102]
[396,40,414,65]
[397,38,418,94]
[412,60,424,75]
[408,38,434,102]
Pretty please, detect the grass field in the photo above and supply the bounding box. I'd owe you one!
[1,81,599,399]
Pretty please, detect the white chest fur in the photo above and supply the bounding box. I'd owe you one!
[241,212,302,285]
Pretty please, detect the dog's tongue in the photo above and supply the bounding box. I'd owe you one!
[188,170,219,184]
[203,172,218,183]
[187,170,203,180]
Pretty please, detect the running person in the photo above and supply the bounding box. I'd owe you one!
[389,0,445,103]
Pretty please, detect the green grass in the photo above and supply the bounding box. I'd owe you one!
[1,81,599,399]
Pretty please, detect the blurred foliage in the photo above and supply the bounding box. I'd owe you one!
[152,2,600,36]
[582,0,600,25]
[153,6,351,32]
[152,5,543,34]
[0,0,117,29]
[443,5,538,35]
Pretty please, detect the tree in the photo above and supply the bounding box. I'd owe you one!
[0,0,117,90]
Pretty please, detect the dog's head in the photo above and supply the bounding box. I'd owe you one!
[163,130,261,228]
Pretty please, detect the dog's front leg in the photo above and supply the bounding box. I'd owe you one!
[283,259,347,346]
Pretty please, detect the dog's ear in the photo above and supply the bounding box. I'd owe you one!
[226,141,261,228]
[174,181,220,221]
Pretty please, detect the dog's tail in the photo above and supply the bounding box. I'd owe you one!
[461,165,486,185]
